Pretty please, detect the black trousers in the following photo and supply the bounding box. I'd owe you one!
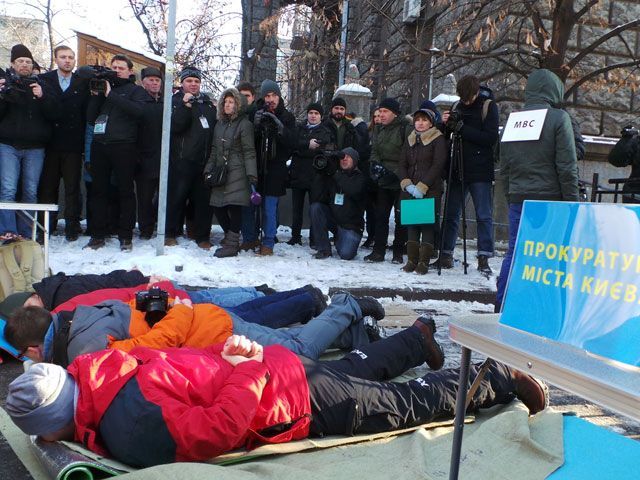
[364,189,377,239]
[290,187,311,240]
[165,161,213,243]
[90,142,137,240]
[372,187,407,255]
[136,176,158,236]
[38,151,82,234]
[213,205,242,234]
[304,327,516,437]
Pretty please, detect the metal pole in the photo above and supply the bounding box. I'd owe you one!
[338,0,349,86]
[449,347,472,480]
[156,0,178,256]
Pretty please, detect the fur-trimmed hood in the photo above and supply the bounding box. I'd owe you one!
[217,87,246,121]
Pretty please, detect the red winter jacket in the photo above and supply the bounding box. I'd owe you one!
[68,344,311,467]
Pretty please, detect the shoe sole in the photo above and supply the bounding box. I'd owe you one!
[415,317,445,370]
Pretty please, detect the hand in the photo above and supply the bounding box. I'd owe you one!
[309,139,320,150]
[0,79,5,88]
[30,83,43,98]
[148,274,170,287]
[248,175,258,185]
[262,112,284,134]
[173,296,193,309]
[183,93,193,107]
[104,81,111,97]
[442,111,450,123]
[221,335,264,366]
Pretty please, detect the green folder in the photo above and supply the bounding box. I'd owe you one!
[400,198,435,225]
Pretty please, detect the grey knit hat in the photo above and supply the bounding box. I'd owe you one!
[179,66,201,82]
[260,79,281,98]
[341,147,360,165]
[6,363,76,436]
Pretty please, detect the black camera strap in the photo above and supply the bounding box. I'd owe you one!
[51,310,74,368]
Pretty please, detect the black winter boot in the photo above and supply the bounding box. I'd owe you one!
[214,231,240,258]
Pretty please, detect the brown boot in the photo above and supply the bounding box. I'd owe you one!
[197,240,212,250]
[164,237,178,247]
[214,231,240,258]
[257,245,273,256]
[511,368,549,415]
[402,241,419,272]
[415,243,434,275]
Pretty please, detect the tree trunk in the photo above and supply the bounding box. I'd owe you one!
[544,0,575,81]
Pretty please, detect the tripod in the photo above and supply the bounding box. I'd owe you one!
[256,119,277,244]
[438,130,469,275]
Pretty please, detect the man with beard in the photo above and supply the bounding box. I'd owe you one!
[84,54,150,251]
[38,45,88,241]
[252,80,296,255]
[322,97,362,153]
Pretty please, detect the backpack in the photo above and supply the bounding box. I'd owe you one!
[0,240,46,300]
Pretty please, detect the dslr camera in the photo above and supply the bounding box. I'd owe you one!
[312,151,344,174]
[77,65,119,94]
[0,69,39,99]
[135,286,170,327]
[621,125,639,138]
[445,109,464,134]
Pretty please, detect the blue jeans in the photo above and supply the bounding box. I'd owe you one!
[495,203,523,310]
[0,144,45,236]
[188,287,264,308]
[227,287,316,329]
[241,205,258,242]
[442,181,494,257]
[230,293,369,360]
[310,202,362,260]
[262,195,279,248]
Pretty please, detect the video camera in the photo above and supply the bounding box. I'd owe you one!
[135,286,170,327]
[0,68,39,99]
[312,151,344,175]
[621,125,639,138]
[77,65,119,94]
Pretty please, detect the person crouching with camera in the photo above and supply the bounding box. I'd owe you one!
[0,44,60,238]
[204,87,257,258]
[398,109,447,274]
[608,125,640,204]
[309,147,366,260]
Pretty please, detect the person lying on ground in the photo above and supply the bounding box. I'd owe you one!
[0,269,272,316]
[5,328,546,468]
[5,292,388,366]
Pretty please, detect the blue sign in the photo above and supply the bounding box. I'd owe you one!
[501,201,640,367]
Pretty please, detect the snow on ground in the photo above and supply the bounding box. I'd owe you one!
[49,225,501,314]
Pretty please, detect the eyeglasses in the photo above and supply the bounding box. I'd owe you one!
[13,59,33,66]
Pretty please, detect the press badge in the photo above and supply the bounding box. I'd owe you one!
[334,193,344,205]
[93,114,108,134]
[199,116,210,129]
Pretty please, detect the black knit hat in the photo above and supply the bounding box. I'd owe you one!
[0,292,33,319]
[141,67,162,79]
[306,102,324,116]
[378,97,401,115]
[10,44,33,63]
[179,66,201,82]
[331,97,347,108]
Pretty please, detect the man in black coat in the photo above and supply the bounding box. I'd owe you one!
[84,54,150,251]
[136,67,164,239]
[37,46,88,241]
[288,102,333,246]
[323,97,362,154]
[309,147,366,260]
[165,66,216,249]
[253,79,296,255]
[0,44,60,238]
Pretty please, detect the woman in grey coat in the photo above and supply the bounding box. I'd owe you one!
[204,88,257,257]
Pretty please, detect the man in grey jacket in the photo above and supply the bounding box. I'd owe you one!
[495,69,578,311]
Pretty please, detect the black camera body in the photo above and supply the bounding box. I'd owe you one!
[446,109,464,135]
[622,125,639,138]
[0,69,38,99]
[313,151,344,174]
[77,65,119,94]
[135,286,170,327]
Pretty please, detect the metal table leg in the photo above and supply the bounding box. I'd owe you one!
[449,347,472,480]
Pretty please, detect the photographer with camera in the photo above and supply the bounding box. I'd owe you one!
[439,75,499,275]
[165,67,217,250]
[252,79,296,256]
[38,46,89,241]
[364,98,411,264]
[288,102,333,246]
[0,44,60,238]
[608,125,640,204]
[309,148,366,260]
[84,54,150,251]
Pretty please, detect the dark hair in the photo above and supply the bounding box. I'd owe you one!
[4,307,52,351]
[236,81,256,95]
[456,75,480,103]
[111,54,134,69]
[54,45,74,58]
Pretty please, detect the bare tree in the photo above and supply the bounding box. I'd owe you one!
[128,0,241,92]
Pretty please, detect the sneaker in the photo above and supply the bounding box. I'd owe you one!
[119,239,133,251]
[477,255,493,275]
[164,237,178,247]
[84,237,105,250]
[511,368,549,415]
[364,316,387,342]
[355,296,385,320]
[314,250,332,259]
[303,284,328,316]
[412,316,445,370]
[364,251,385,262]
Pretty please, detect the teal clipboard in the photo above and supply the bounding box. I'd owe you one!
[400,198,435,225]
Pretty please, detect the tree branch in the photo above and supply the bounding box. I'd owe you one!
[564,59,640,98]
[574,0,600,21]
